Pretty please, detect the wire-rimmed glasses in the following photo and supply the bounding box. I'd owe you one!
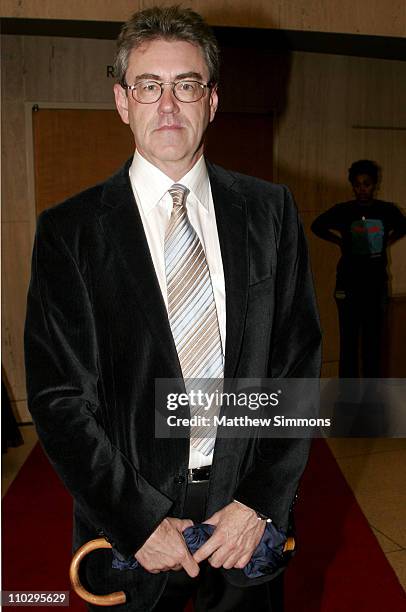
[121,79,212,104]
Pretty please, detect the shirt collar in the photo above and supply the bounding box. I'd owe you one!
[180,156,210,212]
[129,150,210,215]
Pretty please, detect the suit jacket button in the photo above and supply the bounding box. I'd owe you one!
[174,475,185,484]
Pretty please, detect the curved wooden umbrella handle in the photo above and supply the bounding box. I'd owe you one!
[69,538,126,606]
[284,536,295,552]
[70,536,295,606]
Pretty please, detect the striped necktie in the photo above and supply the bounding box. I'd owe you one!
[165,184,224,455]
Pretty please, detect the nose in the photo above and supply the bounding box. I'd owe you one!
[157,84,179,114]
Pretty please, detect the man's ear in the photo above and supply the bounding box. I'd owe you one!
[113,83,130,125]
[209,85,218,123]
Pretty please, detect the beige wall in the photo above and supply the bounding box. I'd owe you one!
[2,34,406,420]
[277,52,406,372]
[2,0,406,37]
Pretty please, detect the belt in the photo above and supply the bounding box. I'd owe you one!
[188,465,211,483]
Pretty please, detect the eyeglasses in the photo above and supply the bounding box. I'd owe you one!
[121,79,212,104]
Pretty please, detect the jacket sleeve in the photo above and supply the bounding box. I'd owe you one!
[234,186,322,530]
[24,211,173,557]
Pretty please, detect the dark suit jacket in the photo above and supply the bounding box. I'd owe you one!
[25,158,321,610]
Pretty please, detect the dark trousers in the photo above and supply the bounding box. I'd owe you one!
[153,481,284,612]
[335,286,387,378]
[85,482,284,612]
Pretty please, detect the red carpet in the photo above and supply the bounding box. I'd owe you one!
[3,440,406,611]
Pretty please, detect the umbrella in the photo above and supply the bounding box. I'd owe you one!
[70,524,295,606]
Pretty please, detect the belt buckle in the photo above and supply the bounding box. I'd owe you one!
[187,470,196,483]
[188,467,210,483]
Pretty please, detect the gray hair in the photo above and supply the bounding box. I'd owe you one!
[114,6,220,86]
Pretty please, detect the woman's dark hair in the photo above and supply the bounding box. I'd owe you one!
[348,160,380,184]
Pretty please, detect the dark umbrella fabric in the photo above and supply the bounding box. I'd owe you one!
[112,522,288,578]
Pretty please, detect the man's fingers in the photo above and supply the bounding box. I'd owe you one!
[137,546,199,576]
[135,517,200,575]
[180,550,200,577]
[180,519,194,531]
[169,517,193,532]
[203,513,219,526]
[221,552,241,570]
[209,547,252,570]
[233,554,251,569]
[193,531,221,563]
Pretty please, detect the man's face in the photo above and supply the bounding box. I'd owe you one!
[114,38,218,179]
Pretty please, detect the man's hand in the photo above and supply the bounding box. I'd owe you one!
[135,517,200,577]
[193,501,266,570]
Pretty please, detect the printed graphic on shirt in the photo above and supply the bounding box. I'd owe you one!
[350,218,384,256]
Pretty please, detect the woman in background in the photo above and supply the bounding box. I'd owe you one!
[311,160,406,377]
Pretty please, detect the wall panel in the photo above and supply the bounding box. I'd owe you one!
[2,0,405,37]
[2,101,30,223]
[276,52,406,371]
[1,222,33,421]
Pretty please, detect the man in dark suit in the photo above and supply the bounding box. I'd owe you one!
[25,6,321,611]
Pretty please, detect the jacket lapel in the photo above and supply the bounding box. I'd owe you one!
[97,159,182,377]
[205,163,250,505]
[207,162,249,379]
[96,159,249,381]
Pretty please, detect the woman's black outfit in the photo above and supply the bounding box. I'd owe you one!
[312,199,406,377]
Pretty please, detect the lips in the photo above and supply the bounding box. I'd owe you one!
[155,124,183,131]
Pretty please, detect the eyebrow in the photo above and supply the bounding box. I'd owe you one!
[176,72,204,81]
[134,71,205,83]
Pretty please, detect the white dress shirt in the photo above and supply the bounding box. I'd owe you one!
[129,150,226,468]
